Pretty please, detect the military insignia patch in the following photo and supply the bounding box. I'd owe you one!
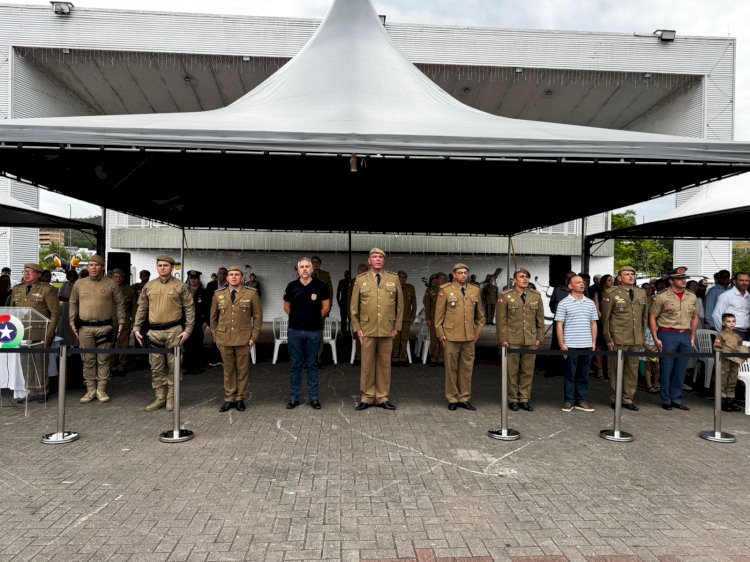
[0,314,24,348]
[311,293,318,301]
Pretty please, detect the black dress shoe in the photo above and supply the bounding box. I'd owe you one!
[219,402,235,412]
[672,403,690,410]
[460,401,476,411]
[508,402,520,411]
[355,401,371,411]
[661,404,672,410]
[518,402,533,412]
[236,400,246,411]
[310,400,321,410]
[379,401,396,410]
[448,402,458,410]
[286,400,300,409]
[622,403,638,411]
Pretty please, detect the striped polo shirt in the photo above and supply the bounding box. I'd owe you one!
[554,294,599,348]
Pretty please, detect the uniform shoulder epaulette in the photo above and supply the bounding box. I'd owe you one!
[529,288,540,294]
[356,272,368,279]
[386,270,398,276]
[244,285,257,292]
[439,282,452,289]
[215,286,228,292]
[469,281,480,287]
[656,288,667,295]
[605,286,618,295]
[501,288,514,295]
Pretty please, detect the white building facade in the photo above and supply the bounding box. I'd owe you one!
[0,4,738,315]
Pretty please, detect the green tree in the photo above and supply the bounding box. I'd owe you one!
[612,210,673,276]
[732,245,750,274]
[65,215,100,250]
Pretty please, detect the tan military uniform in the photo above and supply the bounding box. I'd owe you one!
[714,328,743,399]
[434,282,485,404]
[111,283,137,372]
[210,285,262,403]
[69,276,126,386]
[483,283,499,325]
[423,286,443,363]
[601,285,648,404]
[393,283,417,363]
[8,281,60,395]
[133,276,195,390]
[350,270,403,404]
[650,288,698,330]
[496,287,545,404]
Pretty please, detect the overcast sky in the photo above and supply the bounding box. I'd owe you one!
[9,0,746,222]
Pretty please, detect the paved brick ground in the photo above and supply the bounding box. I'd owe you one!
[1,330,750,561]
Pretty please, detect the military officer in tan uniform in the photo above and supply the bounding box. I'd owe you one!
[424,272,447,366]
[482,276,499,325]
[649,266,699,410]
[392,270,417,366]
[133,255,195,412]
[210,266,262,412]
[70,255,126,404]
[496,268,545,411]
[435,263,485,410]
[350,247,403,410]
[110,268,137,376]
[349,263,369,364]
[601,265,648,410]
[7,262,60,400]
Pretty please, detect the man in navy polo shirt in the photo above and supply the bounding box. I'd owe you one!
[283,257,331,409]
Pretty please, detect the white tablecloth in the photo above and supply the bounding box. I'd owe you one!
[0,352,27,399]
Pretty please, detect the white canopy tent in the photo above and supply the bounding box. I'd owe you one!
[0,0,749,234]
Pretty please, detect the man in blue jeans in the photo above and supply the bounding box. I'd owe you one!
[283,257,331,409]
[554,275,599,412]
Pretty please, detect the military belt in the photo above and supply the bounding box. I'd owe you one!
[148,320,182,330]
[658,327,689,333]
[78,319,112,327]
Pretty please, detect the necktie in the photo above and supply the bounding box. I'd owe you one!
[628,288,634,302]
[231,289,237,303]
[376,274,381,287]
[521,292,526,304]
[26,284,32,294]
[461,286,465,296]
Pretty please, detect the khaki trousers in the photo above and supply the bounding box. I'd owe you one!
[147,326,183,389]
[608,344,641,404]
[78,325,114,383]
[444,340,475,403]
[392,321,412,361]
[721,360,739,399]
[110,321,131,371]
[218,344,250,402]
[360,336,393,404]
[507,344,537,403]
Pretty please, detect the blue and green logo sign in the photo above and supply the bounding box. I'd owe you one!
[0,315,24,348]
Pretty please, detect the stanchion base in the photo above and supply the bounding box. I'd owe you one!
[487,428,520,441]
[41,431,80,444]
[159,429,194,443]
[699,430,736,443]
[599,429,634,443]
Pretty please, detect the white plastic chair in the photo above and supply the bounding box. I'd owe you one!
[323,317,338,365]
[272,316,289,364]
[420,322,431,364]
[738,360,750,416]
[694,329,717,388]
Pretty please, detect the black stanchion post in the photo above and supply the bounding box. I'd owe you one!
[488,346,520,442]
[599,349,633,443]
[700,350,735,443]
[160,346,194,443]
[42,346,79,444]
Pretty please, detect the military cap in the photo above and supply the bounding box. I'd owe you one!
[369,247,386,257]
[89,255,105,266]
[111,268,125,276]
[617,265,636,275]
[23,262,42,272]
[668,266,688,279]
[514,267,530,277]
[227,266,242,273]
[186,270,202,278]
[156,255,175,265]
[453,262,470,272]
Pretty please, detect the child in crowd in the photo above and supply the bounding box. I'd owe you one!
[713,313,745,412]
